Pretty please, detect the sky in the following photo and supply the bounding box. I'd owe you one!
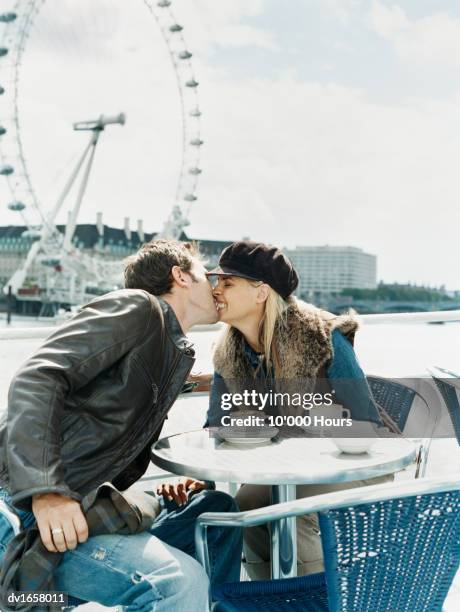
[0,0,459,289]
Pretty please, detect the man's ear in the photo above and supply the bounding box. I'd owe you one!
[171,265,189,288]
[256,284,270,304]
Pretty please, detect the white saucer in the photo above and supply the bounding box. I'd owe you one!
[222,437,273,446]
[217,425,279,445]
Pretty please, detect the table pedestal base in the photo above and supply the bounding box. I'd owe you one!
[271,484,297,579]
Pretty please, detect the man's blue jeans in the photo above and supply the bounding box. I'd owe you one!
[0,488,242,611]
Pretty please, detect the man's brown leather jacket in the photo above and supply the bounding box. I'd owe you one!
[0,289,195,511]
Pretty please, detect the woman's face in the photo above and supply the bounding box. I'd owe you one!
[212,276,267,324]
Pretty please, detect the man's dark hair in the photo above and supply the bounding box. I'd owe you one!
[124,239,199,296]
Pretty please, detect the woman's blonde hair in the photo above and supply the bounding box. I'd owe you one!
[250,281,293,375]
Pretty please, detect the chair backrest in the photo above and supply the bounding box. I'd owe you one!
[319,488,460,612]
[367,376,417,431]
[430,375,460,446]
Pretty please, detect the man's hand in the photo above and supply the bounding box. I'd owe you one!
[156,477,209,506]
[32,493,89,553]
[187,372,212,392]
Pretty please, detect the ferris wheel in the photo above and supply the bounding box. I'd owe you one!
[0,0,203,304]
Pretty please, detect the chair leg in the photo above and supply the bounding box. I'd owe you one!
[414,442,430,479]
[414,445,423,479]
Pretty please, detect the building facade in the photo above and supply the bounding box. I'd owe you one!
[285,245,377,296]
[1,218,377,309]
[0,216,154,295]
[0,214,232,312]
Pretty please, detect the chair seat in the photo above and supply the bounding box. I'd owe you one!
[211,572,328,611]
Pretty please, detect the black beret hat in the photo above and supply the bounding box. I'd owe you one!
[207,241,299,299]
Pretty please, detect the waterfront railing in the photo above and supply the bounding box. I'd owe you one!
[1,310,460,341]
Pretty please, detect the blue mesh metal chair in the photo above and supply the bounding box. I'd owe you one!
[195,477,460,611]
[367,377,417,431]
[429,367,460,446]
[367,376,438,477]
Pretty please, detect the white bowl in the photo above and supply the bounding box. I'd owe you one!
[331,438,376,454]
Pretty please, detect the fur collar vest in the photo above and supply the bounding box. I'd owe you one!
[213,299,358,381]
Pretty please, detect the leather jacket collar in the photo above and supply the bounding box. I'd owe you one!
[157,297,195,356]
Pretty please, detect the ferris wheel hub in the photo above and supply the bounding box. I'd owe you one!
[73,113,126,132]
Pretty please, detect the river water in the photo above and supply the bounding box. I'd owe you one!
[190,322,460,377]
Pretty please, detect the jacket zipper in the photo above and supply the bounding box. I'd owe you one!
[89,348,194,488]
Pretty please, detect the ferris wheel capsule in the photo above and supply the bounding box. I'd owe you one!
[0,86,4,95]
[169,24,183,32]
[179,51,192,60]
[0,164,14,175]
[157,1,171,7]
[183,194,197,202]
[0,48,9,58]
[0,13,17,23]
[189,107,201,117]
[190,138,203,146]
[186,79,198,88]
[0,126,6,136]
[7,200,26,211]
[189,167,202,175]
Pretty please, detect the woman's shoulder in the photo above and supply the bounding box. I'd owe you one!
[293,299,359,337]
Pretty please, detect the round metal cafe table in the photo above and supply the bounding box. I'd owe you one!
[151,430,416,580]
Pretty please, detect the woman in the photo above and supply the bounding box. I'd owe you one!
[205,240,392,580]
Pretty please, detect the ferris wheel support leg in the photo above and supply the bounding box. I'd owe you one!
[44,137,95,239]
[63,131,101,252]
[3,238,42,296]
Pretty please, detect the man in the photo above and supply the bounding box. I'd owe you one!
[0,240,242,610]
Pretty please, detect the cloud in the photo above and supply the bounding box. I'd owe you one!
[189,72,460,287]
[175,0,276,52]
[320,0,363,26]
[370,1,460,67]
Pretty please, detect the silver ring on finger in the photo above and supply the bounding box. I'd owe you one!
[51,527,64,536]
